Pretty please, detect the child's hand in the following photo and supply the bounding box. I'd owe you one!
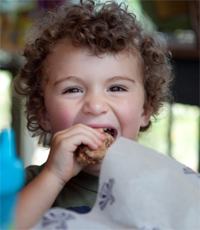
[44,124,105,186]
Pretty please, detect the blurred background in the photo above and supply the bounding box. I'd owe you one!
[0,0,199,172]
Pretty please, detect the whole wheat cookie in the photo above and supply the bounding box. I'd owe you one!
[76,133,115,165]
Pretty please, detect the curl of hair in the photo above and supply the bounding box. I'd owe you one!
[12,0,174,147]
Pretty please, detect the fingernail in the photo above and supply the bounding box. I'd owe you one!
[96,139,102,146]
[97,128,104,133]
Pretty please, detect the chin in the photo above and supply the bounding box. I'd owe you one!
[83,163,102,177]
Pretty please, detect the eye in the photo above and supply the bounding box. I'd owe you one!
[108,86,126,92]
[62,87,82,94]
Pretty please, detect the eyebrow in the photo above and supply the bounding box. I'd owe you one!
[53,75,135,86]
[53,76,83,86]
[107,76,135,84]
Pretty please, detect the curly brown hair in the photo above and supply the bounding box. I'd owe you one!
[12,0,174,147]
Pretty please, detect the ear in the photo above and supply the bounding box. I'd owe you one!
[37,108,52,131]
[140,107,153,128]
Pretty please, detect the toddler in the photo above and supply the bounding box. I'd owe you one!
[12,0,173,228]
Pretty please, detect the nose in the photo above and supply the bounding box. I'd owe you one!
[82,93,109,116]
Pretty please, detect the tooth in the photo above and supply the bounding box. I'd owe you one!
[103,128,114,132]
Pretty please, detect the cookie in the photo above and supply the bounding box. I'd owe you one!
[76,133,115,165]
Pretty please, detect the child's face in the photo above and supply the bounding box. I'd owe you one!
[41,40,151,141]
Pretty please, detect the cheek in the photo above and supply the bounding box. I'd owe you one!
[119,98,143,121]
[50,106,75,132]
[118,99,144,140]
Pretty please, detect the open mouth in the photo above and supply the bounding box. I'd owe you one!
[103,128,117,140]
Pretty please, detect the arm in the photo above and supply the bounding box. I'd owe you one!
[16,167,65,229]
[16,124,105,229]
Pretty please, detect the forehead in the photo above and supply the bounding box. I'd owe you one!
[43,39,143,79]
[49,38,141,59]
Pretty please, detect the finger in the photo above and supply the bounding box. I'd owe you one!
[61,133,104,155]
[56,124,104,138]
[53,124,105,145]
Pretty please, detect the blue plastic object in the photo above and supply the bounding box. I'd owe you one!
[0,128,25,230]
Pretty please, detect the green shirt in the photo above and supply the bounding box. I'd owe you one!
[25,164,99,209]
